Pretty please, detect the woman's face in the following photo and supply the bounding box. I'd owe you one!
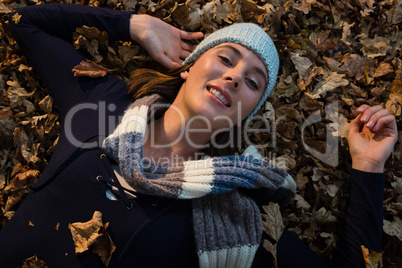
[174,43,268,130]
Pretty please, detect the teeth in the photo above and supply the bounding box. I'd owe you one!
[209,88,229,106]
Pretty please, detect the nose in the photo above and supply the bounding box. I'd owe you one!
[224,71,241,90]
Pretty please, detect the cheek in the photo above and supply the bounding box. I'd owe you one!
[241,92,263,117]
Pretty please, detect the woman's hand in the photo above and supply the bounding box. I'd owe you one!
[347,105,398,173]
[129,14,203,69]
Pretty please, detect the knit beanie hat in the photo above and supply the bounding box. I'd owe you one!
[183,23,279,122]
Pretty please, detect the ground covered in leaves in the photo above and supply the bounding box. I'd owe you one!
[0,0,401,267]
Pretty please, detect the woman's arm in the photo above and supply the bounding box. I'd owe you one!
[253,105,397,267]
[332,105,398,267]
[9,4,203,119]
[8,4,134,118]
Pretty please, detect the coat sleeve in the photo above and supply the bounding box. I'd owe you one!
[331,168,385,267]
[8,3,134,119]
[252,168,385,268]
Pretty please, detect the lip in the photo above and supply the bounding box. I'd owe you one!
[206,84,232,107]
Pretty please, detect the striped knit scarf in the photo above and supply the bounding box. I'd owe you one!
[102,94,295,267]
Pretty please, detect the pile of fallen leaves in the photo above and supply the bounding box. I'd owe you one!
[0,0,401,267]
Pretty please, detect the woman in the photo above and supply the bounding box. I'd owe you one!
[1,3,397,268]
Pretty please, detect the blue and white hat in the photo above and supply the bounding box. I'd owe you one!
[183,23,279,122]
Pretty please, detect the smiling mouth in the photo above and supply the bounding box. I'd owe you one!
[207,86,230,107]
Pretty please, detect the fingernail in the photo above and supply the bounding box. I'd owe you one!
[367,121,373,127]
[362,115,368,122]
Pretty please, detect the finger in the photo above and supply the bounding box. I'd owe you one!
[356,104,370,114]
[365,108,390,129]
[176,58,184,65]
[348,114,363,135]
[180,30,204,40]
[372,114,397,133]
[180,50,191,60]
[360,105,383,123]
[153,53,180,69]
[181,42,199,53]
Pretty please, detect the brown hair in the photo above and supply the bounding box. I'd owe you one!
[128,64,245,157]
[128,64,192,102]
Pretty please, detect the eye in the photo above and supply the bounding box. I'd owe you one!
[218,56,232,66]
[246,78,259,90]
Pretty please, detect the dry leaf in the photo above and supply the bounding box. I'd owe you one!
[72,60,117,78]
[12,13,22,24]
[38,95,53,114]
[293,0,317,14]
[341,21,355,46]
[327,112,350,139]
[385,93,402,116]
[211,0,239,24]
[311,72,349,99]
[360,36,389,58]
[261,202,285,268]
[383,218,402,241]
[92,222,116,267]
[7,81,34,107]
[21,255,48,268]
[361,245,382,268]
[291,52,313,78]
[68,211,104,254]
[373,62,394,78]
[68,211,115,267]
[294,194,311,210]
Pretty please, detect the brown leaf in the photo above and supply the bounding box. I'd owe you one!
[373,61,394,78]
[171,3,191,26]
[261,202,285,242]
[385,93,402,116]
[291,52,313,79]
[361,245,382,268]
[38,95,53,114]
[12,13,22,24]
[341,21,355,46]
[360,36,389,58]
[6,80,34,107]
[261,202,285,268]
[72,60,116,78]
[311,72,349,99]
[314,207,337,224]
[383,218,402,241]
[299,93,324,111]
[68,211,104,254]
[92,222,116,267]
[293,0,317,14]
[263,239,278,268]
[68,211,116,267]
[75,25,108,42]
[276,74,298,97]
[211,0,240,24]
[21,255,48,268]
[293,194,311,210]
[276,104,301,121]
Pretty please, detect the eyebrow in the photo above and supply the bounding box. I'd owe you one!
[217,45,269,86]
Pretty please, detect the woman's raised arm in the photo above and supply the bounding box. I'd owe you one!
[129,14,203,69]
[8,4,202,118]
[332,105,397,267]
[8,4,135,118]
